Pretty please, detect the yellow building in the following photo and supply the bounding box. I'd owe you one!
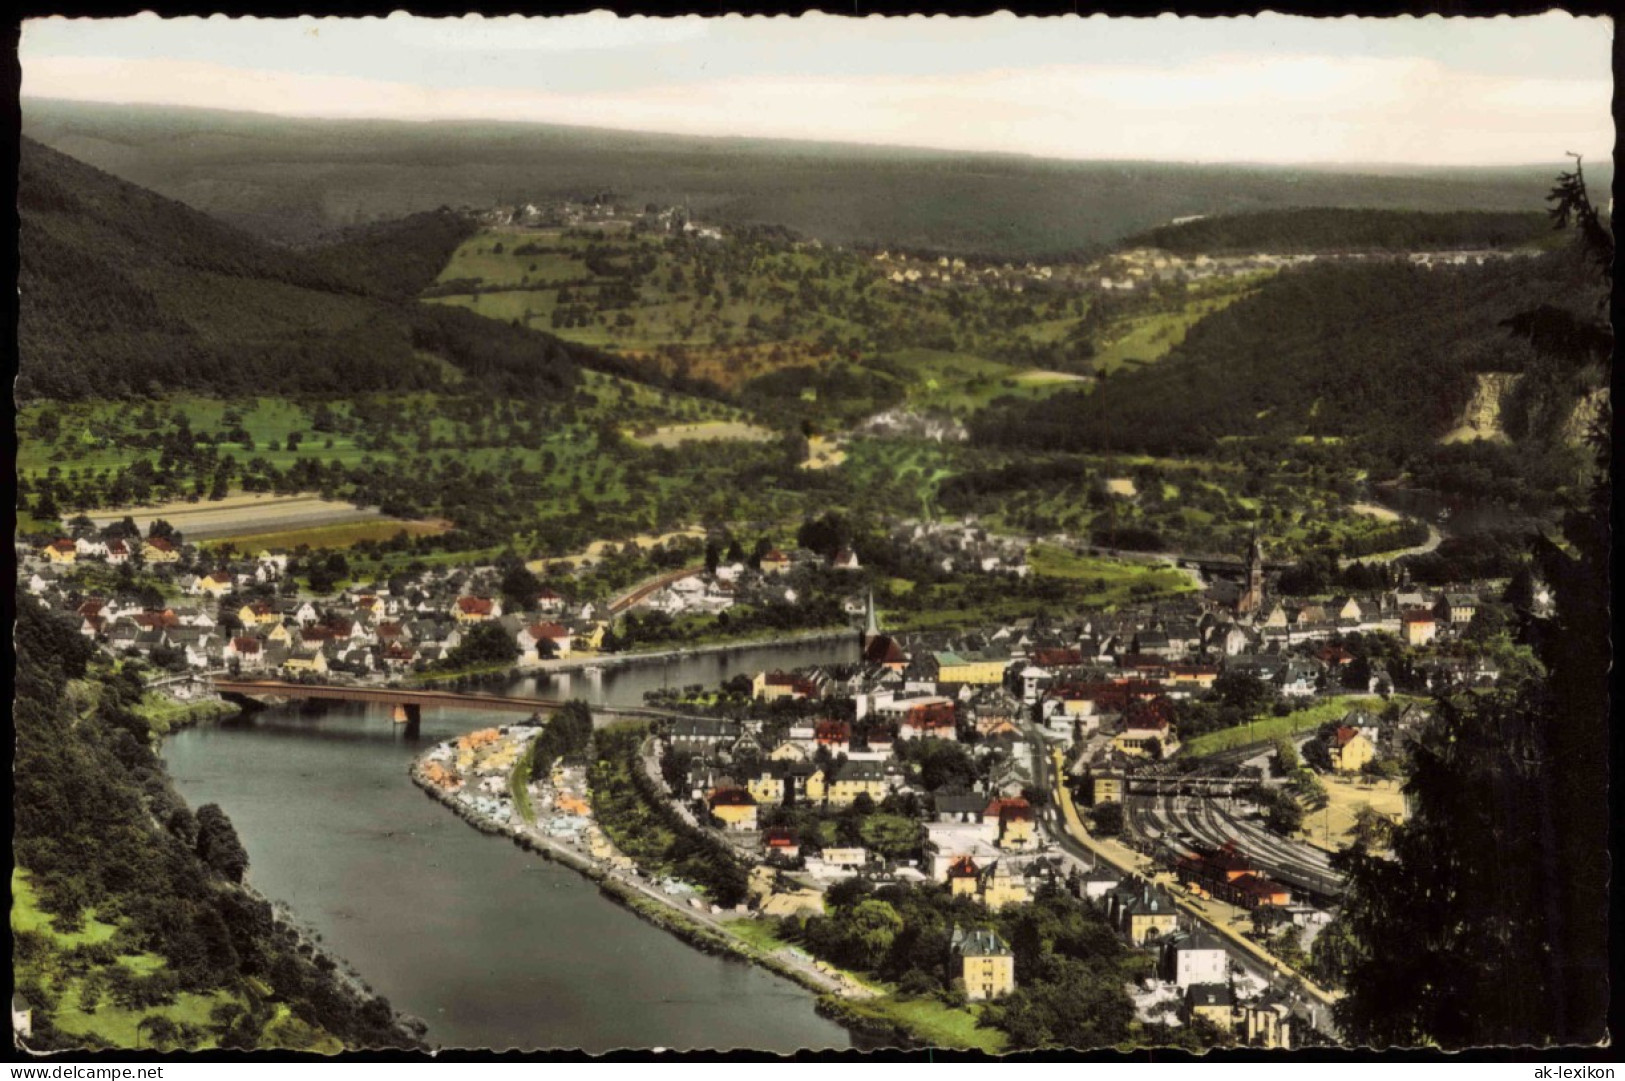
[951,927,1016,1001]
[946,856,981,899]
[768,741,810,763]
[933,652,1007,685]
[746,772,786,807]
[1185,984,1234,1028]
[43,539,77,565]
[1114,885,1180,945]
[979,861,1030,910]
[1402,610,1437,647]
[1167,666,1219,691]
[143,538,181,563]
[282,646,328,676]
[238,602,282,628]
[1090,772,1124,805]
[198,573,235,598]
[826,761,888,808]
[803,768,827,805]
[1329,727,1376,773]
[995,801,1038,851]
[707,789,759,831]
[266,622,293,646]
[1113,725,1178,758]
[751,670,814,701]
[1239,1002,1292,1049]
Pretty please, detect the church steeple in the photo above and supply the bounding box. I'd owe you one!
[863,589,881,642]
[1236,525,1266,617]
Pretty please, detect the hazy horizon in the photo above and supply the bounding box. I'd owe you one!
[20,12,1614,168]
[20,94,1608,176]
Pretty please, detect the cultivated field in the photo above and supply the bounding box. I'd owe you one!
[199,518,453,551]
[526,528,705,572]
[87,493,392,542]
[626,421,776,448]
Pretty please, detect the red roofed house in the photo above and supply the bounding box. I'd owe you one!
[760,549,792,575]
[764,827,802,861]
[899,700,958,741]
[707,788,759,832]
[862,634,909,671]
[1402,608,1437,647]
[862,727,895,755]
[143,536,180,563]
[519,621,573,660]
[1113,697,1180,758]
[454,596,500,624]
[1328,726,1376,773]
[43,538,78,565]
[1030,647,1086,669]
[1315,645,1355,669]
[225,636,266,671]
[752,670,820,701]
[813,720,852,755]
[946,855,982,898]
[381,642,418,672]
[105,539,130,565]
[992,798,1038,851]
[1173,841,1294,908]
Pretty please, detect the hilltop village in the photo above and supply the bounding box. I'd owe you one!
[18,508,1532,1049]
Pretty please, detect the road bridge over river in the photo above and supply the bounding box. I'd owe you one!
[211,679,686,727]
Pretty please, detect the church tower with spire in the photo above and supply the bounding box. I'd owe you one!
[1235,526,1266,618]
[861,589,881,650]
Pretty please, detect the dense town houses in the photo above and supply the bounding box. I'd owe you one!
[21,514,1519,1047]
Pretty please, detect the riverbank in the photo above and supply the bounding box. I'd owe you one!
[407,734,927,1051]
[135,688,242,737]
[529,627,857,675]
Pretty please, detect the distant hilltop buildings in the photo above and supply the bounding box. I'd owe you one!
[475,198,723,239]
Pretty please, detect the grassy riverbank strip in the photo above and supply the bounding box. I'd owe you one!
[135,690,240,737]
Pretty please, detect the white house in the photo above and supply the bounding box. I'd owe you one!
[1161,930,1229,990]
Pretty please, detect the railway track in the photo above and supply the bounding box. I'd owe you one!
[1129,792,1346,901]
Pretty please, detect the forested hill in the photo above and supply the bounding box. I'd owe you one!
[13,594,422,1051]
[306,208,480,299]
[970,250,1603,498]
[17,138,638,401]
[22,98,1582,258]
[1124,208,1557,256]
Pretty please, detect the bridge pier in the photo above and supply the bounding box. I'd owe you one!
[391,703,423,725]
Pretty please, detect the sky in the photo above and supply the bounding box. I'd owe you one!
[19,12,1616,166]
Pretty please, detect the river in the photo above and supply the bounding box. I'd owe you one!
[163,637,861,1052]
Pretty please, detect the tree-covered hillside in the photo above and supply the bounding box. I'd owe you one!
[306,208,481,299]
[1124,208,1556,256]
[15,138,643,402]
[970,251,1601,502]
[12,594,422,1051]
